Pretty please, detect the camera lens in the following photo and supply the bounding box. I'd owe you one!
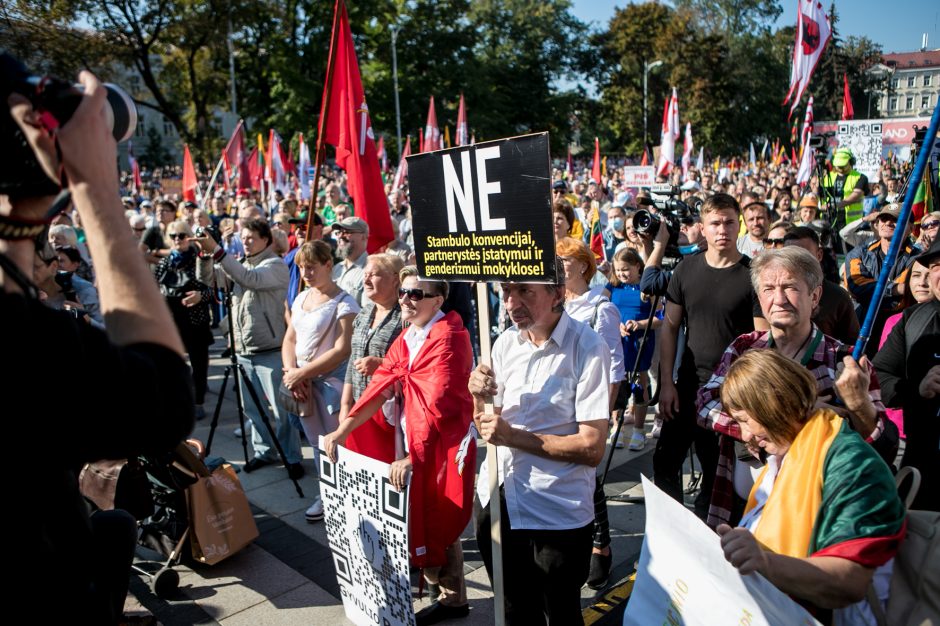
[103,83,137,143]
[633,209,660,237]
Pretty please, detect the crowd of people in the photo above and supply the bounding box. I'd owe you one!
[6,67,938,625]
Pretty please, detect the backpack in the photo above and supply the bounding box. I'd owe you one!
[868,467,940,626]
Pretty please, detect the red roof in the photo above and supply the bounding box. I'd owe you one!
[882,50,940,68]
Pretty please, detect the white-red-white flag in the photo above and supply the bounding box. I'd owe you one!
[266,130,288,206]
[800,96,815,151]
[297,133,312,200]
[456,94,469,147]
[783,0,831,118]
[681,122,693,180]
[566,147,574,180]
[796,144,813,186]
[423,96,441,152]
[657,89,679,176]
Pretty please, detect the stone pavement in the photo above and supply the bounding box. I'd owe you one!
[126,339,697,625]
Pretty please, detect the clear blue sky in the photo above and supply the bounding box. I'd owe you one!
[570,1,939,54]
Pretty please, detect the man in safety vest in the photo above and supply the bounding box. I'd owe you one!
[823,147,869,230]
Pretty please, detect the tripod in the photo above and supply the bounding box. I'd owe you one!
[204,288,304,498]
[598,294,702,505]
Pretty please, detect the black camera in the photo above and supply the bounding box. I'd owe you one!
[634,185,701,248]
[808,131,835,151]
[0,51,137,199]
[195,225,221,244]
[54,270,78,303]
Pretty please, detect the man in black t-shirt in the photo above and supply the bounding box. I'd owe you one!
[655,193,765,517]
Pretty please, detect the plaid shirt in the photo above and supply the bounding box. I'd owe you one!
[695,326,890,528]
[345,303,403,400]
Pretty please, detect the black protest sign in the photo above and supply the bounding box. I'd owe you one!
[407,132,556,283]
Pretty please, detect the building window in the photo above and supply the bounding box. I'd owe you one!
[135,116,145,137]
[163,116,173,136]
[907,76,916,88]
[891,78,899,89]
[905,96,914,109]
[889,97,898,111]
[924,74,933,87]
[922,95,931,109]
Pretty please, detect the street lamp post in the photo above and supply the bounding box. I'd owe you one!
[390,25,402,160]
[643,59,664,151]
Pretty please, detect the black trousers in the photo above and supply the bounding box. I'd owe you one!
[180,325,211,405]
[652,379,719,518]
[475,491,593,626]
[90,509,137,624]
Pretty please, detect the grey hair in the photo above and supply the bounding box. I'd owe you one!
[750,246,823,293]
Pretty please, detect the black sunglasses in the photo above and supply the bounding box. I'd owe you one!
[398,287,439,301]
[169,233,188,240]
[922,221,939,229]
[763,238,786,248]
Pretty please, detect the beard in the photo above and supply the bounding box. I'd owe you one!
[336,240,352,260]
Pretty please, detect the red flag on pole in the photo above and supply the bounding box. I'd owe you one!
[591,137,601,183]
[423,96,441,152]
[418,128,424,153]
[182,144,198,202]
[128,140,143,196]
[320,0,394,252]
[640,150,649,166]
[392,135,411,191]
[222,120,251,193]
[456,94,469,146]
[841,73,854,120]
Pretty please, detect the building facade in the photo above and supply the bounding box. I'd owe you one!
[875,50,940,119]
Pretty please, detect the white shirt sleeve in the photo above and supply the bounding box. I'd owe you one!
[594,301,625,383]
[574,329,611,423]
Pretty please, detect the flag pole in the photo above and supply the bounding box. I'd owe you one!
[306,0,344,239]
[853,100,940,358]
[475,283,507,626]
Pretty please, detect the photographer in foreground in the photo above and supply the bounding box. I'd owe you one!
[2,70,193,623]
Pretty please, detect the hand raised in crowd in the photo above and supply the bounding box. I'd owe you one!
[468,363,499,399]
[717,524,770,576]
[919,365,940,399]
[478,413,513,447]
[354,356,383,377]
[389,456,412,491]
[834,355,872,410]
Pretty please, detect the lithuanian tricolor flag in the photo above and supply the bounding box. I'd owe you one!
[586,205,604,261]
[912,171,930,237]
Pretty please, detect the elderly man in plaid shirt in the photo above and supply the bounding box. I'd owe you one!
[696,247,898,529]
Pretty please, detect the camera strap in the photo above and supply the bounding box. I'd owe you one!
[0,213,48,241]
[0,251,41,300]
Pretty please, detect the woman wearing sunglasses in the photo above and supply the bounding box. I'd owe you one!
[324,266,475,625]
[154,220,215,419]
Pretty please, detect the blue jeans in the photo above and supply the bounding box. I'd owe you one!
[237,351,301,465]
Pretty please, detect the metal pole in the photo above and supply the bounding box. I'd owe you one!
[227,7,238,115]
[391,25,402,160]
[643,61,649,150]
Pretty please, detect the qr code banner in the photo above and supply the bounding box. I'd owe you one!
[837,121,883,182]
[317,437,415,626]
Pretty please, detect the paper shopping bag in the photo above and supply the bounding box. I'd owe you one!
[186,463,258,565]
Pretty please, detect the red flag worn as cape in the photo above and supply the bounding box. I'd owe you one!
[347,312,476,568]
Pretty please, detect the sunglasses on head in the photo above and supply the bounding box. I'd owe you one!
[763,238,786,248]
[169,233,188,240]
[398,287,439,301]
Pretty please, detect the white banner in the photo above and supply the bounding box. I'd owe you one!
[837,121,884,182]
[318,437,415,626]
[624,476,820,626]
[622,166,657,189]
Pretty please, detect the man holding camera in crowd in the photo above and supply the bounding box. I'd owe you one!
[655,193,765,519]
[468,266,610,624]
[2,69,193,623]
[198,219,302,476]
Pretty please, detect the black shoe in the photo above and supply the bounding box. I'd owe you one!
[287,463,305,480]
[415,602,469,626]
[220,347,232,358]
[586,549,612,590]
[244,457,273,473]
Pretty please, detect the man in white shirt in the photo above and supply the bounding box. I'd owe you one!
[331,216,370,305]
[469,271,610,624]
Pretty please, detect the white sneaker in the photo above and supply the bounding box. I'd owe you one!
[233,426,243,437]
[648,419,662,439]
[608,429,625,449]
[628,431,646,451]
[305,497,324,523]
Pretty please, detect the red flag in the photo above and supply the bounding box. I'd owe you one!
[320,0,394,252]
[841,73,854,120]
[591,137,601,183]
[392,135,411,191]
[127,140,142,195]
[418,128,424,153]
[376,135,388,172]
[783,0,832,118]
[456,94,469,146]
[423,96,441,152]
[182,144,197,202]
[640,149,649,166]
[222,120,251,193]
